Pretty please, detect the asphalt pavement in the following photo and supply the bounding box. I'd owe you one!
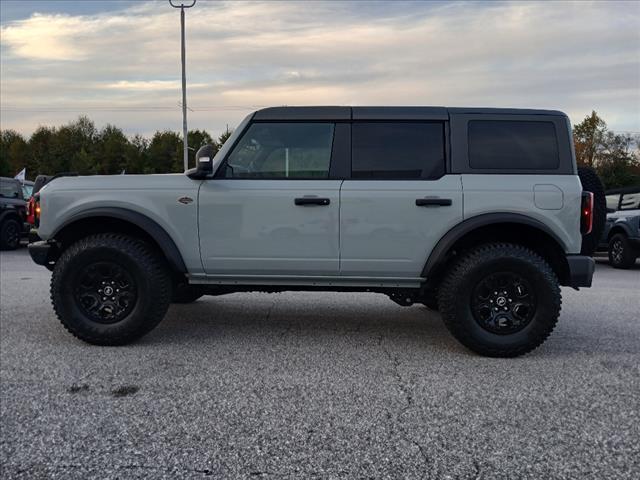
[1,248,639,479]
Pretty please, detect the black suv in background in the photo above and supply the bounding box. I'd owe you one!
[599,186,640,268]
[0,177,29,250]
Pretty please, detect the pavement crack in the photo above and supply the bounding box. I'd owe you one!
[379,334,431,473]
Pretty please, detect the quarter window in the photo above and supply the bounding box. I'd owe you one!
[351,122,445,179]
[468,120,559,170]
[224,123,334,179]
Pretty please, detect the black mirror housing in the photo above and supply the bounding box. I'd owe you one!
[187,144,216,179]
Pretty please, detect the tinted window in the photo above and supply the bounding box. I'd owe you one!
[351,122,445,179]
[468,120,559,170]
[224,123,334,179]
[0,180,21,199]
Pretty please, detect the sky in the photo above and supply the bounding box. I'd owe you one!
[1,0,639,138]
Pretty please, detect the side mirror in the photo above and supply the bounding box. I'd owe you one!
[187,144,215,179]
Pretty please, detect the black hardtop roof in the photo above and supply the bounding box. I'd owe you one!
[253,106,567,121]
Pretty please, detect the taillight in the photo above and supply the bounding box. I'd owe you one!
[34,197,41,227]
[581,191,594,235]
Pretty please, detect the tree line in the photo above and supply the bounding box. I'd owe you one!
[1,111,638,188]
[0,116,232,179]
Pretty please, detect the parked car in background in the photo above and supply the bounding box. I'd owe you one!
[0,177,29,249]
[598,186,640,268]
[26,175,53,229]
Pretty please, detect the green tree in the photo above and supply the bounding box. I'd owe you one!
[95,125,129,174]
[147,131,182,173]
[573,111,639,189]
[216,127,233,150]
[573,111,606,168]
[0,130,29,178]
[28,126,56,176]
[187,129,214,166]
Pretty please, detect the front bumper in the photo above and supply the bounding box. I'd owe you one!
[566,255,595,288]
[28,240,54,267]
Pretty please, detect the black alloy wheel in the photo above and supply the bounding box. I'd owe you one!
[471,272,536,335]
[73,261,138,324]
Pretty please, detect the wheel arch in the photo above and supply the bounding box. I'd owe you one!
[607,223,632,241]
[50,208,187,273]
[422,213,571,286]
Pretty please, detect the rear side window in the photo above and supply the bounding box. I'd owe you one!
[352,122,445,179]
[468,120,559,170]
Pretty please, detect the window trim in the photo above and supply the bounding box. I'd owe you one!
[213,120,344,180]
[348,120,448,181]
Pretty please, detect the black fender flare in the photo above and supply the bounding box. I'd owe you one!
[52,207,187,273]
[421,212,567,278]
[607,222,633,240]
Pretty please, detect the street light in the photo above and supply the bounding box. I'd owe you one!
[169,0,196,171]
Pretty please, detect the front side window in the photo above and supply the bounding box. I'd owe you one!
[351,122,445,179]
[468,120,559,170]
[223,122,334,179]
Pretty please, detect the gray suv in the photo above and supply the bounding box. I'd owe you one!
[28,107,596,357]
[599,187,640,268]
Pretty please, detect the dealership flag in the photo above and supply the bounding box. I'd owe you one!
[14,168,25,182]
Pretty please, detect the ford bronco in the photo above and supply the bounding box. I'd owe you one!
[28,107,597,357]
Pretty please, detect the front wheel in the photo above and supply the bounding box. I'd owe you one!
[51,234,172,345]
[608,233,637,269]
[438,243,561,357]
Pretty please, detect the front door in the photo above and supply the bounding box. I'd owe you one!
[198,122,341,276]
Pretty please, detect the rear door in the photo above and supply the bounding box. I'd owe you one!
[198,121,343,276]
[340,121,463,277]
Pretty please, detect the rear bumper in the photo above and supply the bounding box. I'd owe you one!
[566,255,595,288]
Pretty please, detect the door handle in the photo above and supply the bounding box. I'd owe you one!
[416,198,452,207]
[295,197,330,206]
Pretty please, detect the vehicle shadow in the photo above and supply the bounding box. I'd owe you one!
[142,292,466,354]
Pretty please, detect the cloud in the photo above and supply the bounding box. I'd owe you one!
[1,0,638,137]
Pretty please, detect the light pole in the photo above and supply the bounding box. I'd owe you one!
[169,0,196,171]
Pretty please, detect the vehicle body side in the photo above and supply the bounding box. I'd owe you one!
[32,106,587,289]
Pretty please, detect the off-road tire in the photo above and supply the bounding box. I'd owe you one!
[438,243,561,357]
[0,218,21,250]
[172,282,204,303]
[51,234,172,345]
[578,166,606,256]
[608,233,637,269]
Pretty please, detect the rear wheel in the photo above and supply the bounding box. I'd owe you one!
[438,243,561,357]
[0,218,21,250]
[51,234,172,345]
[608,233,637,269]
